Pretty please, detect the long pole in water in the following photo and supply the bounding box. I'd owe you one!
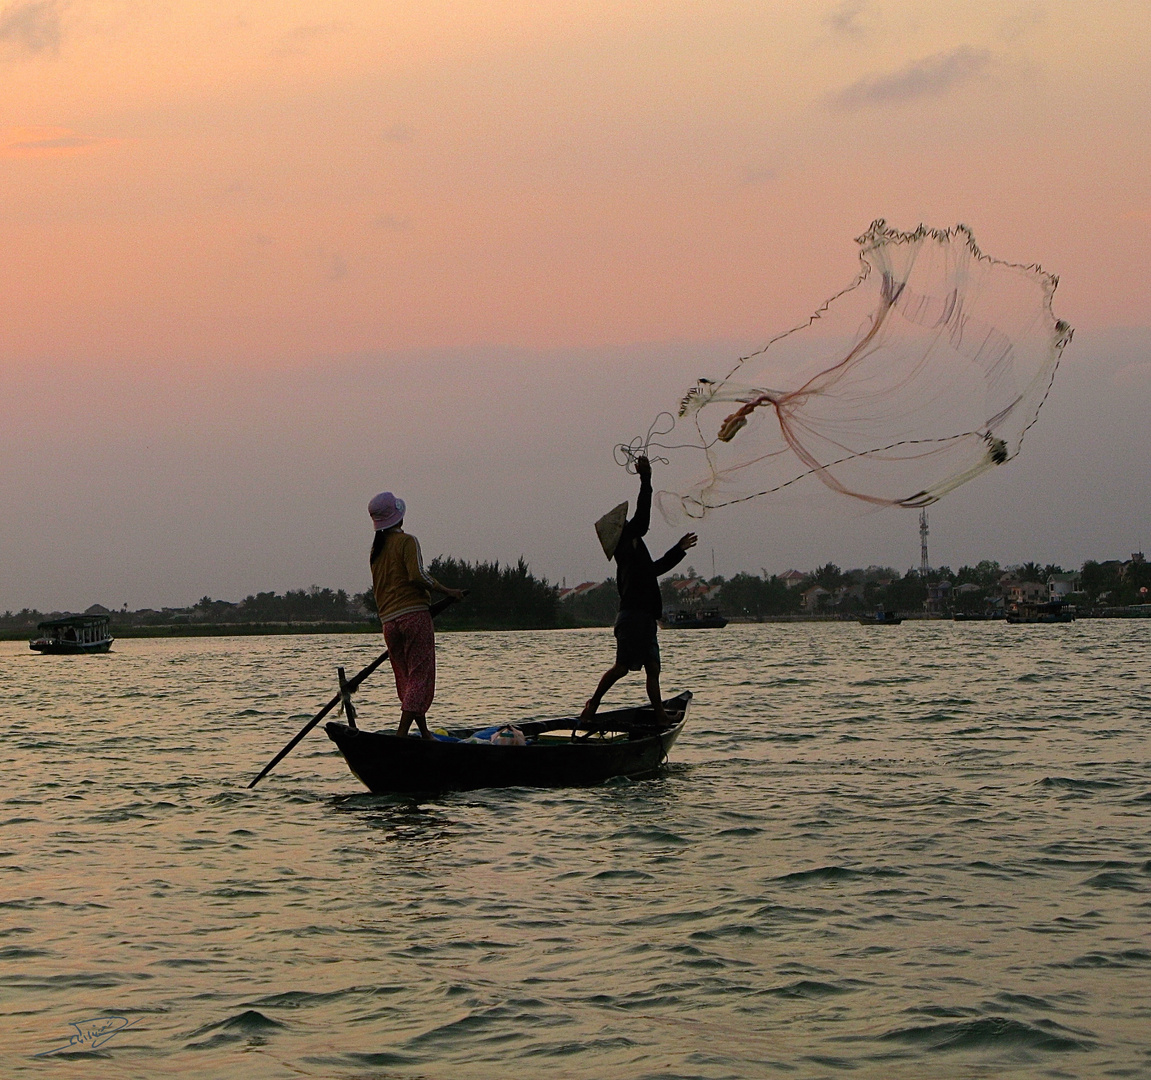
[247,594,460,788]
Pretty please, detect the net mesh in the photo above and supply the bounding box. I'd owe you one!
[629,221,1073,521]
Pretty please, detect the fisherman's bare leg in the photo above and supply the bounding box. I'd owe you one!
[582,664,628,721]
[644,660,671,725]
[397,709,433,740]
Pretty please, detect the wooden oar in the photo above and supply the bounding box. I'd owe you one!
[247,593,461,788]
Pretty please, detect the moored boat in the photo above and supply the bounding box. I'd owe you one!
[325,692,691,793]
[660,609,727,629]
[859,610,902,625]
[30,615,114,654]
[1006,600,1074,624]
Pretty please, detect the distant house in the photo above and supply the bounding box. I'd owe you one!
[801,585,829,612]
[954,582,981,596]
[780,570,807,589]
[1005,580,1045,606]
[667,576,718,604]
[837,583,864,605]
[924,579,952,613]
[1048,572,1081,601]
[558,582,601,601]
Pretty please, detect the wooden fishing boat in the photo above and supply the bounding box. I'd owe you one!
[30,615,114,654]
[325,691,691,793]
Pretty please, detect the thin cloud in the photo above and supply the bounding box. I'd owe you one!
[268,21,344,59]
[283,21,342,42]
[1,126,120,158]
[381,124,414,144]
[304,246,349,282]
[830,46,993,108]
[741,164,778,186]
[0,0,62,57]
[1000,3,1048,43]
[372,213,410,231]
[825,0,868,40]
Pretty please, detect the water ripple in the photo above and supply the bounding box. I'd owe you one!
[2,621,1149,1076]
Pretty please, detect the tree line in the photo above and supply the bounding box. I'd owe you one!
[2,552,1146,635]
[359,557,561,631]
[646,555,1150,619]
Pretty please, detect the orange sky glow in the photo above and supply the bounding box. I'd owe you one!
[1,0,1149,609]
[3,0,1148,365]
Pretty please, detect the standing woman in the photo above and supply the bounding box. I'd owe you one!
[368,492,464,739]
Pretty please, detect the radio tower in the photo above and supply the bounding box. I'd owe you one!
[919,509,930,576]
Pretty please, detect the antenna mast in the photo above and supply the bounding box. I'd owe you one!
[919,509,930,576]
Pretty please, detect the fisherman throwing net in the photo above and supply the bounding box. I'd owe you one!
[620,221,1073,520]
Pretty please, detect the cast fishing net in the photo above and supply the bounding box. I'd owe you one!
[620,221,1073,521]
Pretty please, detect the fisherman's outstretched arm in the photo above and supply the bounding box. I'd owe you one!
[652,532,698,575]
[631,457,653,536]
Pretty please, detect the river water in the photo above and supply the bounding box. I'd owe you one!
[1,621,1149,1078]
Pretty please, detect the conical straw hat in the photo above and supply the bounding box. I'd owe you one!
[595,502,628,560]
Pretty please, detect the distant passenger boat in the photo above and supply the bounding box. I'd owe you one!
[30,615,114,654]
[859,610,902,625]
[660,609,728,629]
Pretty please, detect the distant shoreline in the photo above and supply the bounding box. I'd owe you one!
[5,608,1147,643]
[0,613,942,642]
[2,622,379,641]
[1,616,853,641]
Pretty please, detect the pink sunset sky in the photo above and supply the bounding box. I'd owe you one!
[1,0,1148,611]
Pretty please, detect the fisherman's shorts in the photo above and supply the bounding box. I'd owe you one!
[383,609,436,714]
[614,610,660,672]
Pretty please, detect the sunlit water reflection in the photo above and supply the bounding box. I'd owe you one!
[1,621,1149,1078]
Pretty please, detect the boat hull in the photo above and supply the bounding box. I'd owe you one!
[1006,613,1074,624]
[325,693,690,794]
[29,639,113,654]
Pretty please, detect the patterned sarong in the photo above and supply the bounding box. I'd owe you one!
[382,609,436,714]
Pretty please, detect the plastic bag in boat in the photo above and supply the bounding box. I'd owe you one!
[490,725,526,746]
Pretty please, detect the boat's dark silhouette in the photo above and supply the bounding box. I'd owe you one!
[660,609,727,629]
[30,615,113,654]
[325,692,691,793]
[1006,600,1074,624]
